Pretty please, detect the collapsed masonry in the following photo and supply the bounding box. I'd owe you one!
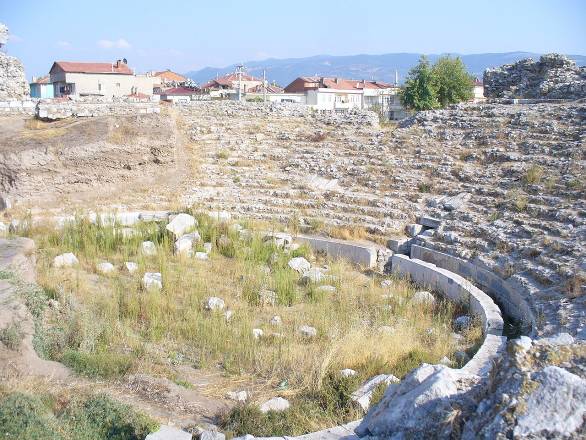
[0,23,29,100]
[484,53,586,100]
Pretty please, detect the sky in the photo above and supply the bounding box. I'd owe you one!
[2,0,585,78]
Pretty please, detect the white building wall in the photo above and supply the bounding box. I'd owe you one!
[52,72,156,97]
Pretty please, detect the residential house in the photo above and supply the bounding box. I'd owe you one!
[473,78,485,102]
[201,72,262,98]
[154,69,187,86]
[49,59,156,98]
[284,76,403,117]
[158,86,200,104]
[30,75,54,99]
[237,83,305,103]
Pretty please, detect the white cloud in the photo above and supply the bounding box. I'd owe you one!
[97,38,131,49]
[57,40,72,48]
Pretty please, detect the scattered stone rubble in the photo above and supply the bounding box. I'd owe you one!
[484,53,586,100]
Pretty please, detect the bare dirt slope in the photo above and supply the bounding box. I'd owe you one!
[0,111,184,209]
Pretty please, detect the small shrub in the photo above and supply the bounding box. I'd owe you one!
[506,189,528,212]
[61,394,158,440]
[524,164,544,185]
[306,218,325,233]
[271,267,298,306]
[0,392,62,440]
[0,391,158,440]
[0,322,24,350]
[61,350,133,379]
[172,378,193,389]
[216,150,229,160]
[417,182,432,193]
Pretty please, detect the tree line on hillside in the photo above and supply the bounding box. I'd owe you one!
[400,55,474,111]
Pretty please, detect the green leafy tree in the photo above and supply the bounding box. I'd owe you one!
[400,56,440,111]
[431,56,474,107]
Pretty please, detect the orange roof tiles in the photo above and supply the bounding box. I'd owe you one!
[154,70,187,82]
[51,61,133,75]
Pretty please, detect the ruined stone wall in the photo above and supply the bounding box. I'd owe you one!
[484,53,586,99]
[36,100,160,120]
[0,99,35,115]
[180,100,380,126]
[0,52,30,100]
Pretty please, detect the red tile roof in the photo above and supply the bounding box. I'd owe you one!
[154,70,187,82]
[202,72,262,89]
[247,84,284,93]
[285,76,396,92]
[51,61,133,75]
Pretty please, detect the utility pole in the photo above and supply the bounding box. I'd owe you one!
[263,69,267,103]
[236,64,244,101]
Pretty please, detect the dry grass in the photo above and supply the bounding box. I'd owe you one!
[22,212,481,436]
[524,164,544,185]
[325,225,369,241]
[22,118,67,139]
[107,118,142,145]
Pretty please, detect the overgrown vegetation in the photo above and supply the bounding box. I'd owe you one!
[0,322,24,350]
[401,55,474,111]
[0,390,157,440]
[23,213,480,435]
[221,373,362,437]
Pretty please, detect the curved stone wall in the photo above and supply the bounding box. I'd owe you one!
[410,244,535,334]
[235,242,507,439]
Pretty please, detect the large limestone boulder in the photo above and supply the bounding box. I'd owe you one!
[288,256,311,273]
[145,425,192,440]
[53,253,79,268]
[351,374,399,411]
[259,397,290,413]
[142,272,162,290]
[141,241,157,256]
[205,296,225,311]
[166,213,197,237]
[96,261,115,274]
[513,366,586,438]
[356,364,478,438]
[174,232,200,256]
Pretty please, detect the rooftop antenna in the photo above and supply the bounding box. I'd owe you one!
[395,69,399,86]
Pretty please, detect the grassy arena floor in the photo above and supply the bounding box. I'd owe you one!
[22,212,481,435]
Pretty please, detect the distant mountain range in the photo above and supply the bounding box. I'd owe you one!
[185,52,586,87]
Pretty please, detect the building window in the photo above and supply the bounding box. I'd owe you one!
[98,83,101,92]
[116,83,120,88]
